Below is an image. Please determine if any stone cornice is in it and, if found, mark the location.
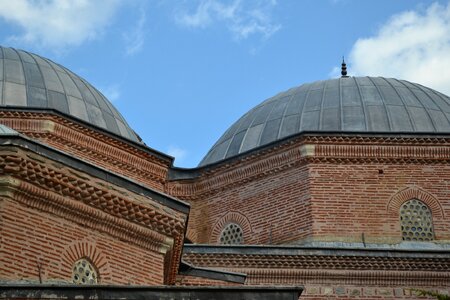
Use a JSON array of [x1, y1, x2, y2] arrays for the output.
[[169, 134, 450, 199], [0, 110, 169, 187]]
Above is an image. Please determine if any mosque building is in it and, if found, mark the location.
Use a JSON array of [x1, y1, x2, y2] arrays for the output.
[[0, 46, 449, 299]]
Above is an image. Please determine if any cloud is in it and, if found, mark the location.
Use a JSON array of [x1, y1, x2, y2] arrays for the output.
[[167, 145, 188, 164], [0, 0, 122, 50], [175, 0, 280, 40], [348, 2, 450, 96], [123, 7, 146, 56]]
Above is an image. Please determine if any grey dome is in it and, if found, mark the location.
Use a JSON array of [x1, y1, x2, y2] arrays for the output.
[[200, 76, 450, 166], [0, 46, 140, 143]]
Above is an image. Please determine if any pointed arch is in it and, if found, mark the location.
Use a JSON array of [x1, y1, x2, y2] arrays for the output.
[[387, 186, 444, 218], [61, 239, 112, 283], [210, 211, 252, 244]]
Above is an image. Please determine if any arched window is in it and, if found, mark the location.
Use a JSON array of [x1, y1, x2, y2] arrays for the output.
[[219, 223, 243, 245], [400, 199, 434, 241], [72, 258, 98, 284]]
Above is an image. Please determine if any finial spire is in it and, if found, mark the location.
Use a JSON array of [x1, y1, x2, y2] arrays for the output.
[[341, 56, 348, 78]]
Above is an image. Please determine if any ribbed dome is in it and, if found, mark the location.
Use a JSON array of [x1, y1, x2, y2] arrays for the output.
[[200, 77, 450, 166], [0, 46, 140, 143]]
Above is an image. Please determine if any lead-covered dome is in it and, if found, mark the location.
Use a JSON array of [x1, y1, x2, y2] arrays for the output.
[[200, 76, 450, 166], [0, 46, 140, 142]]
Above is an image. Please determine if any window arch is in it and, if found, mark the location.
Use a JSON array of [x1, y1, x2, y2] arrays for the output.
[[400, 199, 434, 241], [219, 223, 244, 245], [72, 258, 98, 284]]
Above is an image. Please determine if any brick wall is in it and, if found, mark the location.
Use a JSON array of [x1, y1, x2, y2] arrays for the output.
[[0, 197, 164, 285], [308, 162, 450, 243], [185, 163, 312, 244], [172, 136, 450, 245]]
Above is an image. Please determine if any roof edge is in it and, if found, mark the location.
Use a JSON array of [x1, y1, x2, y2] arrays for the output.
[[179, 261, 246, 284], [0, 107, 174, 164], [183, 242, 450, 256], [170, 131, 450, 180]]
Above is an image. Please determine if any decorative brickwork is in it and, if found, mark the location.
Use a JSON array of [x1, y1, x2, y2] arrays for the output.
[[210, 212, 252, 244], [183, 252, 450, 272], [0, 145, 187, 285], [0, 150, 185, 238], [0, 111, 170, 191], [387, 186, 444, 218], [171, 134, 450, 245], [61, 240, 111, 283], [0, 197, 166, 285], [182, 247, 450, 297]]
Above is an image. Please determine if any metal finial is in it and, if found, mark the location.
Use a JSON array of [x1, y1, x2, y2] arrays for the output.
[[341, 56, 348, 78]]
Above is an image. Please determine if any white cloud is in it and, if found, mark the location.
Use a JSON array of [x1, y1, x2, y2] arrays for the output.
[[123, 7, 146, 56], [0, 0, 122, 50], [167, 145, 188, 164], [348, 2, 450, 95], [176, 0, 280, 40]]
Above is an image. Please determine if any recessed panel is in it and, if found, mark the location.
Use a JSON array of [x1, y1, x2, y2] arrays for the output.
[[23, 62, 45, 88], [86, 102, 107, 129], [41, 66, 64, 92], [28, 86, 47, 107], [301, 110, 320, 131], [67, 96, 89, 121], [387, 105, 413, 131], [4, 59, 25, 84], [343, 106, 365, 131], [321, 108, 340, 130], [260, 118, 282, 145], [48, 90, 69, 114], [366, 106, 390, 131], [58, 71, 82, 98], [240, 124, 264, 152], [342, 86, 361, 107], [360, 85, 383, 105], [279, 114, 300, 138], [408, 107, 434, 131], [304, 90, 322, 112], [285, 92, 306, 116], [4, 82, 27, 106]]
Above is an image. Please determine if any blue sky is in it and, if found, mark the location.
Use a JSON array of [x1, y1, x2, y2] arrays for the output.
[[0, 0, 450, 167]]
